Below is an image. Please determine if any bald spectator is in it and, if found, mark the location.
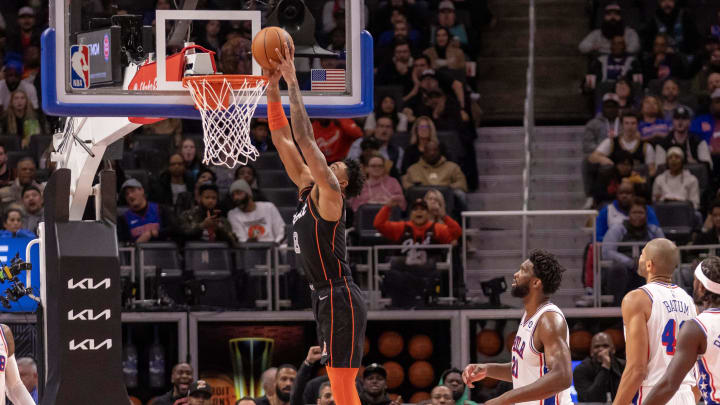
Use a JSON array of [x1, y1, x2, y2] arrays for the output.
[[17, 357, 38, 404], [255, 367, 277, 405], [579, 3, 641, 55], [237, 398, 257, 405], [573, 332, 625, 402]]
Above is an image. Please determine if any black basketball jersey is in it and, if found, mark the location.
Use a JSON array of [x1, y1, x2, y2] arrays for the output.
[[291, 186, 352, 284]]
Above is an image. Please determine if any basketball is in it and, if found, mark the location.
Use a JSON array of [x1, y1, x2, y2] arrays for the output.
[[410, 392, 431, 403], [408, 361, 435, 388], [408, 334, 433, 360], [570, 330, 593, 357], [505, 331, 517, 353], [383, 361, 405, 389], [378, 331, 404, 358], [476, 329, 502, 356], [604, 328, 625, 351], [252, 26, 294, 70]]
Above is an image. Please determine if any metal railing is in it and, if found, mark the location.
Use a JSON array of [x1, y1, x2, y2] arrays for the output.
[[462, 210, 599, 304], [522, 0, 536, 212]]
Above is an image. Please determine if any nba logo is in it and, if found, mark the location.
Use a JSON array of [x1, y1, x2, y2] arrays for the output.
[[70, 45, 90, 89]]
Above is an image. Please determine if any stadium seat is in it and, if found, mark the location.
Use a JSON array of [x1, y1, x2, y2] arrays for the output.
[[184, 241, 238, 307], [136, 242, 184, 302], [124, 169, 151, 191], [0, 136, 20, 152], [234, 242, 274, 309], [29, 135, 52, 163], [652, 201, 696, 245], [354, 204, 402, 245], [405, 186, 456, 217], [263, 188, 299, 208], [437, 130, 464, 162], [7, 151, 32, 168], [259, 169, 295, 188]]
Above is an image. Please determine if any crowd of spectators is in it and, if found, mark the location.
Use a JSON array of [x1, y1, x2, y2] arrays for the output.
[[579, 0, 720, 304]]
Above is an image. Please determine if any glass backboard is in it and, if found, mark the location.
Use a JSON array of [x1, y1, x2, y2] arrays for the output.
[[43, 0, 372, 119]]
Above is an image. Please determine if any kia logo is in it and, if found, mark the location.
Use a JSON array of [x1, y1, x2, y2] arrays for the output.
[[67, 278, 111, 290], [67, 309, 111, 321], [69, 339, 112, 351]]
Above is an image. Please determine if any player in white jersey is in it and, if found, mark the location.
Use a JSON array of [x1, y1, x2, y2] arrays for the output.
[[0, 324, 36, 405], [462, 249, 573, 405], [613, 238, 697, 405], [644, 256, 720, 404]]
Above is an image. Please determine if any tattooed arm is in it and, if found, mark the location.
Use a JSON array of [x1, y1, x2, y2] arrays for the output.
[[274, 42, 343, 220]]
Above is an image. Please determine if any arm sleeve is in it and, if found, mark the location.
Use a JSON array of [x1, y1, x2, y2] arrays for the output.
[[574, 362, 611, 402], [688, 176, 700, 210], [450, 163, 468, 192], [644, 143, 656, 165], [442, 215, 463, 241], [373, 205, 405, 241], [655, 144, 667, 166], [596, 207, 609, 242], [363, 113, 377, 132], [697, 140, 713, 170], [595, 138, 612, 156], [647, 206, 660, 227], [291, 362, 316, 405], [5, 355, 35, 405], [389, 178, 407, 211], [602, 225, 634, 267], [579, 31, 598, 54], [339, 119, 364, 140]]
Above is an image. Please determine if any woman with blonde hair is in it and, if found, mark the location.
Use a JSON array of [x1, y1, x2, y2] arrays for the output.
[[1, 89, 45, 148], [638, 94, 670, 142], [401, 116, 445, 172], [424, 188, 461, 241]]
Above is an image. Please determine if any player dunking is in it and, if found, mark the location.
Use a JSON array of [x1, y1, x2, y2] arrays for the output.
[[643, 256, 720, 404], [0, 324, 35, 404], [462, 249, 572, 405], [613, 238, 698, 405], [265, 42, 367, 405]]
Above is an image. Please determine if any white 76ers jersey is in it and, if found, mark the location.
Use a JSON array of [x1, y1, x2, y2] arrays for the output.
[[0, 327, 8, 405], [694, 309, 720, 405], [636, 282, 697, 390], [511, 302, 572, 405]]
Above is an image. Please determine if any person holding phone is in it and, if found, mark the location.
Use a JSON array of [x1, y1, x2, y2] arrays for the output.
[[178, 182, 238, 245]]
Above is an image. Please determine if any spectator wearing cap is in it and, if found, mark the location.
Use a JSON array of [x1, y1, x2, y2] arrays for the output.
[[431, 1, 470, 51], [656, 106, 712, 170], [187, 379, 213, 405], [582, 93, 621, 208], [117, 178, 175, 244], [589, 111, 656, 176], [0, 207, 35, 238], [403, 140, 468, 208], [0, 157, 43, 211], [0, 62, 39, 111], [20, 185, 42, 235], [690, 89, 720, 168], [585, 35, 642, 90], [312, 118, 363, 163], [351, 153, 406, 212], [227, 179, 285, 243], [360, 364, 392, 405], [642, 0, 699, 57], [403, 57, 466, 120], [7, 7, 41, 53], [641, 33, 688, 83], [652, 146, 700, 209], [374, 198, 462, 245], [579, 3, 641, 55], [179, 182, 237, 245], [659, 78, 692, 121], [251, 120, 275, 153], [439, 368, 478, 405], [150, 153, 196, 208], [404, 69, 468, 128]]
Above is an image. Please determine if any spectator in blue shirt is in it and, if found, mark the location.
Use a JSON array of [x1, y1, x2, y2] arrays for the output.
[[596, 181, 660, 241], [638, 95, 671, 143], [690, 88, 720, 150], [0, 207, 36, 238]]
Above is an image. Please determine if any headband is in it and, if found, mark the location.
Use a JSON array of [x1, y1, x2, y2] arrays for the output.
[[695, 261, 720, 294]]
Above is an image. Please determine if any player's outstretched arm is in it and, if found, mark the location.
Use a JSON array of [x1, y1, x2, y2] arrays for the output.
[[643, 320, 707, 404], [274, 43, 343, 218], [1, 325, 35, 405], [462, 363, 512, 386], [494, 312, 572, 404], [613, 290, 651, 405], [265, 68, 313, 190]]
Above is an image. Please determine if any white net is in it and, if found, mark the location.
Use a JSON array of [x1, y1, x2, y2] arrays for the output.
[[183, 76, 269, 168]]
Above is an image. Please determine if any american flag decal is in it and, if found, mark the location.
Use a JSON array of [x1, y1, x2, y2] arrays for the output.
[[311, 69, 346, 92]]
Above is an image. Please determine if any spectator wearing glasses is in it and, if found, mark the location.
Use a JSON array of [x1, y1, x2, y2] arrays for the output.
[[401, 116, 445, 173], [351, 153, 406, 212]]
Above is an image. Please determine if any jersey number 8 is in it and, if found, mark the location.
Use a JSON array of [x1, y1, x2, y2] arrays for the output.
[[293, 232, 301, 254]]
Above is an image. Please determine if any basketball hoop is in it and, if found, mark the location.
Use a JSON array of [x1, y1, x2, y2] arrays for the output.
[[182, 75, 269, 168]]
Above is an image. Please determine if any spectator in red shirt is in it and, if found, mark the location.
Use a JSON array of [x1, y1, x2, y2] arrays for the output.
[[374, 198, 461, 244], [312, 118, 363, 163]]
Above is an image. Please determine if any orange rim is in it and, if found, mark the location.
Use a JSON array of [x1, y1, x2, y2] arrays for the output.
[[182, 74, 269, 90]]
